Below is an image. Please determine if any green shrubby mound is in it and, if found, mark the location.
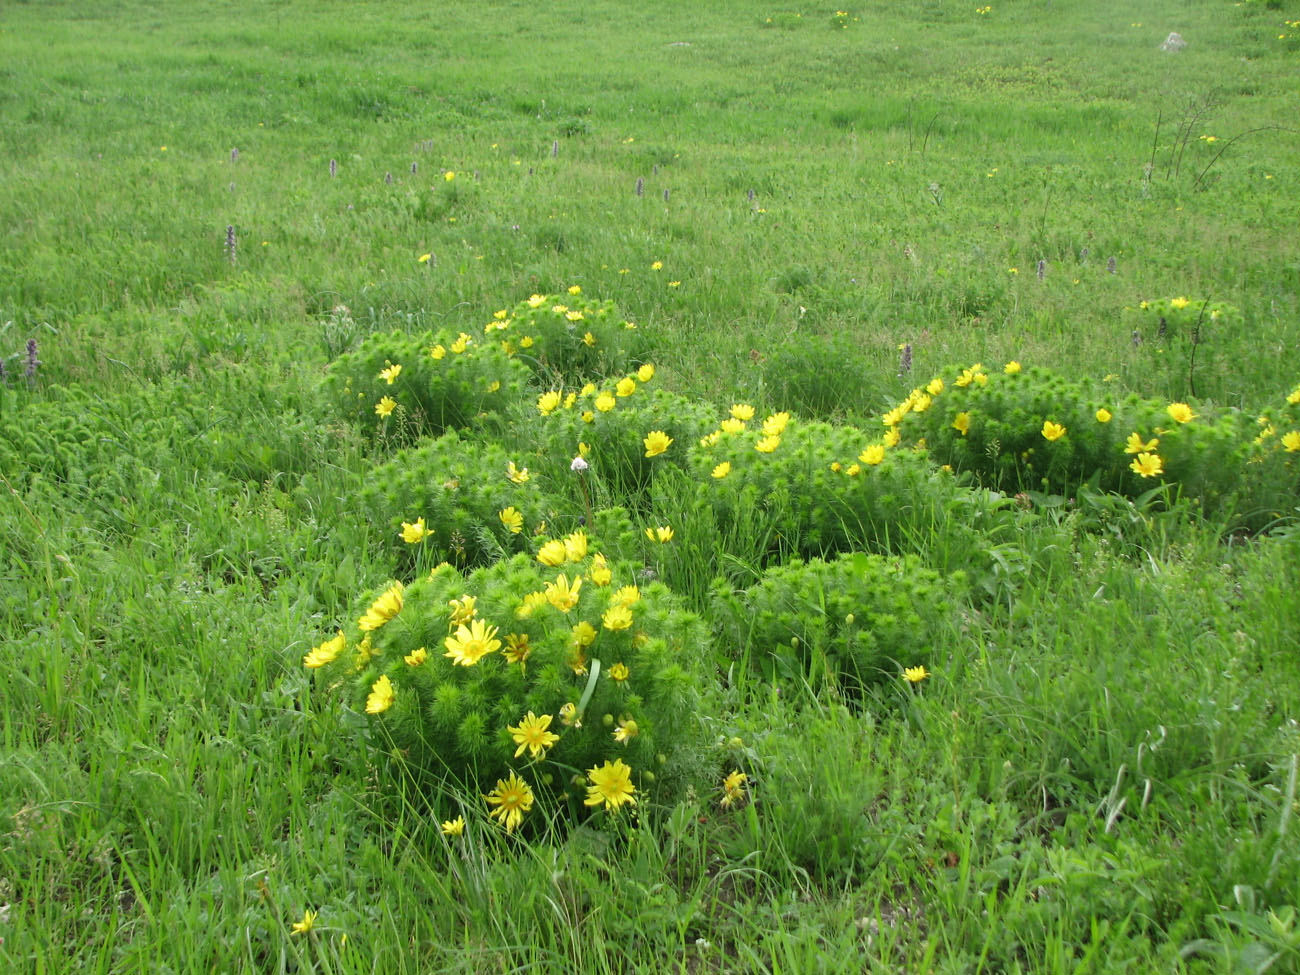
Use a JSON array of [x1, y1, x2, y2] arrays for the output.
[[324, 327, 528, 441], [303, 552, 715, 833], [886, 362, 1300, 525], [492, 289, 645, 383], [712, 552, 962, 693], [359, 429, 554, 571]]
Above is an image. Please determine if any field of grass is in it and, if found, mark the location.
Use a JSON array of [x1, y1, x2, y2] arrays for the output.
[[2, 0, 1299, 971]]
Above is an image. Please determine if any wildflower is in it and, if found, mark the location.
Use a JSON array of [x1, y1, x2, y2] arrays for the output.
[[582, 411, 595, 423], [418, 253, 431, 265], [608, 662, 629, 682], [613, 716, 639, 745], [1167, 402, 1196, 424], [510, 711, 560, 760], [1169, 296, 1190, 310], [846, 463, 861, 477], [404, 646, 428, 666], [860, 444, 886, 466], [952, 412, 971, 436], [559, 702, 580, 727], [643, 430, 673, 457], [449, 333, 471, 354], [499, 507, 524, 534], [712, 461, 732, 478], [1130, 452, 1164, 478], [1125, 432, 1158, 454], [903, 665, 929, 684], [1004, 360, 1021, 375], [378, 363, 402, 384], [763, 412, 791, 437], [1288, 387, 1300, 406], [303, 631, 346, 669], [603, 603, 634, 631], [651, 261, 663, 270], [1041, 421, 1066, 442], [444, 170, 456, 181], [520, 336, 534, 348], [515, 591, 548, 619], [506, 461, 530, 484], [546, 573, 583, 612], [883, 427, 901, 447], [721, 417, 746, 435], [638, 363, 655, 382], [291, 909, 317, 936], [366, 675, 396, 714], [375, 396, 397, 417], [537, 390, 562, 415], [528, 294, 547, 308], [564, 530, 589, 562], [668, 280, 681, 287], [504, 633, 532, 666], [720, 770, 747, 809], [755, 435, 780, 453], [441, 817, 465, 837], [730, 403, 755, 421], [485, 772, 534, 833], [595, 392, 617, 412], [586, 759, 637, 811], [645, 525, 674, 543], [911, 394, 932, 413], [883, 405, 909, 426], [443, 619, 502, 666], [401, 517, 431, 544], [1096, 408, 1112, 423], [1281, 431, 1300, 453], [448, 595, 477, 627], [568, 284, 582, 295], [699, 430, 721, 447], [612, 585, 641, 607], [487, 380, 501, 393], [359, 583, 404, 631], [582, 331, 596, 346], [589, 553, 613, 586], [616, 377, 636, 397], [926, 377, 944, 396], [537, 539, 568, 567], [430, 344, 446, 360]]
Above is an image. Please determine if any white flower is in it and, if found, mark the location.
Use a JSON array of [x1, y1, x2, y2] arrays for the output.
[[570, 456, 589, 473]]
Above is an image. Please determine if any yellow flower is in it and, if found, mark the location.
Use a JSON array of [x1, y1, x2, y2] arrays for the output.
[[608, 662, 629, 682], [638, 363, 655, 383], [366, 674, 396, 714], [303, 631, 346, 669], [430, 344, 446, 360], [595, 392, 617, 413], [585, 759, 637, 811], [537, 539, 569, 567], [720, 417, 746, 435], [755, 435, 780, 453], [537, 390, 562, 415], [359, 582, 404, 631], [643, 430, 673, 457], [559, 701, 580, 727], [485, 771, 534, 833], [846, 463, 861, 477], [375, 396, 397, 417], [448, 595, 477, 627], [487, 379, 501, 393], [611, 585, 641, 607], [1004, 360, 1021, 375], [651, 260, 663, 270], [444, 170, 456, 181], [1167, 402, 1196, 424], [441, 816, 465, 836], [926, 377, 944, 396], [378, 363, 402, 384], [911, 393, 932, 413], [564, 530, 589, 562], [712, 461, 732, 479], [404, 646, 428, 666], [903, 665, 929, 684], [504, 633, 532, 666], [1288, 387, 1300, 406], [499, 507, 524, 534], [589, 553, 613, 586], [645, 525, 674, 543], [1169, 296, 1190, 310], [520, 335, 534, 348], [546, 573, 583, 612], [528, 293, 547, 308], [699, 430, 721, 447], [668, 280, 681, 288], [1130, 452, 1164, 478], [1096, 408, 1112, 423], [1125, 432, 1158, 454], [720, 770, 747, 809], [506, 461, 530, 484], [860, 444, 886, 466], [603, 603, 634, 631], [450, 332, 470, 354], [582, 331, 596, 346], [762, 412, 791, 437], [952, 412, 971, 436], [616, 377, 636, 397], [613, 716, 639, 745], [883, 405, 909, 426], [883, 426, 901, 447], [291, 909, 317, 936], [569, 620, 597, 650], [401, 517, 431, 544], [1280, 430, 1300, 452], [582, 411, 595, 423], [443, 619, 502, 666], [509, 711, 560, 760], [730, 403, 755, 421], [1041, 420, 1066, 442]]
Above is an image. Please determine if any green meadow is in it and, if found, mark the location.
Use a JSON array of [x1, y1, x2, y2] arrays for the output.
[[2, 0, 1299, 970]]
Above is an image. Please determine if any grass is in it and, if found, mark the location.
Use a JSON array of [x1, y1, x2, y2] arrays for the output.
[[2, 0, 1299, 971]]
